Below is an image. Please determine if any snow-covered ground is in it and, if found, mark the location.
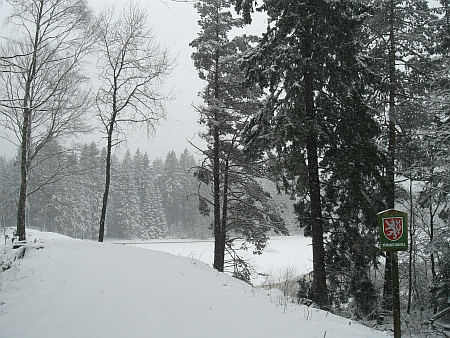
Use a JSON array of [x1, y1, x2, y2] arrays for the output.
[[0, 230, 390, 338], [115, 235, 313, 285]]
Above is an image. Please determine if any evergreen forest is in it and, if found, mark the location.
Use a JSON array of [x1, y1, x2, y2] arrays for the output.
[[0, 145, 214, 240], [0, 144, 295, 241]]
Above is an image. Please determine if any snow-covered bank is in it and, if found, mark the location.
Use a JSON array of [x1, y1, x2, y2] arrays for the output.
[[116, 235, 313, 285], [0, 230, 390, 338]]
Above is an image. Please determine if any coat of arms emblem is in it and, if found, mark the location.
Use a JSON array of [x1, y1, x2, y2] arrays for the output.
[[383, 217, 403, 241]]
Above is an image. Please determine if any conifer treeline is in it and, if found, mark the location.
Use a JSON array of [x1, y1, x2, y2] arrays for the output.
[[0, 142, 211, 240]]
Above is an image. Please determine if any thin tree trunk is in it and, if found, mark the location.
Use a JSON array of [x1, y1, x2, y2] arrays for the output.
[[98, 121, 114, 242], [16, 2, 44, 241], [16, 110, 29, 241], [430, 203, 437, 314], [407, 174, 413, 314], [218, 159, 230, 272], [382, 0, 396, 311], [98, 77, 118, 242]]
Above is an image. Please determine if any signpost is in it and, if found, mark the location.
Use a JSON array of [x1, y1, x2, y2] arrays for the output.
[[379, 210, 408, 251], [378, 209, 408, 338]]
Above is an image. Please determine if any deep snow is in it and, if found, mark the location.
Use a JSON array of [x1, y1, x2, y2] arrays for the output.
[[0, 230, 390, 338], [114, 235, 314, 285]]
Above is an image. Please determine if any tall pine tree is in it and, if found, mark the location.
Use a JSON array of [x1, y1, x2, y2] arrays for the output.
[[191, 0, 287, 275], [242, 0, 380, 308]]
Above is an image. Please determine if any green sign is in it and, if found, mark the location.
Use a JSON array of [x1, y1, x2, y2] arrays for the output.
[[377, 209, 408, 251]]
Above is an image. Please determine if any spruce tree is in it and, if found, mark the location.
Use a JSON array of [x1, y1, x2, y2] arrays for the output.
[[191, 0, 287, 274], [147, 176, 169, 239], [242, 0, 377, 308], [160, 151, 183, 233], [78, 143, 104, 239], [178, 149, 202, 237]]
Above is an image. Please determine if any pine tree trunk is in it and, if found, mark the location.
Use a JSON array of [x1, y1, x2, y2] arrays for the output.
[[213, 122, 224, 271], [382, 0, 396, 311], [217, 159, 230, 273], [407, 175, 413, 314], [306, 129, 328, 308], [212, 42, 225, 271], [303, 33, 328, 309], [430, 203, 437, 314]]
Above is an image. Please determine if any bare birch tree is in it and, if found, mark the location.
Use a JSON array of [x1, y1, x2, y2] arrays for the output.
[[0, 0, 95, 241], [95, 1, 172, 242]]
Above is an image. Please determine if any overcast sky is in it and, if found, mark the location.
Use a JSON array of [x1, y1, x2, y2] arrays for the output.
[[0, 0, 202, 161], [0, 0, 266, 161]]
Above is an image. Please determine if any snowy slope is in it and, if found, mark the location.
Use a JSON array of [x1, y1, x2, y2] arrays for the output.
[[0, 230, 390, 338], [119, 235, 313, 285]]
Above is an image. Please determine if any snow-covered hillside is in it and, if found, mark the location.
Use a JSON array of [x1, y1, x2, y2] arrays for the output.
[[116, 235, 313, 285], [0, 230, 390, 338]]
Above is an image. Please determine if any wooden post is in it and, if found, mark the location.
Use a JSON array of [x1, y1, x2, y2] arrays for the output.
[[378, 209, 408, 338], [391, 251, 401, 338]]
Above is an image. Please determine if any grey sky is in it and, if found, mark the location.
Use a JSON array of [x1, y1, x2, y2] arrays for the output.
[[0, 0, 202, 161], [0, 0, 266, 161]]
